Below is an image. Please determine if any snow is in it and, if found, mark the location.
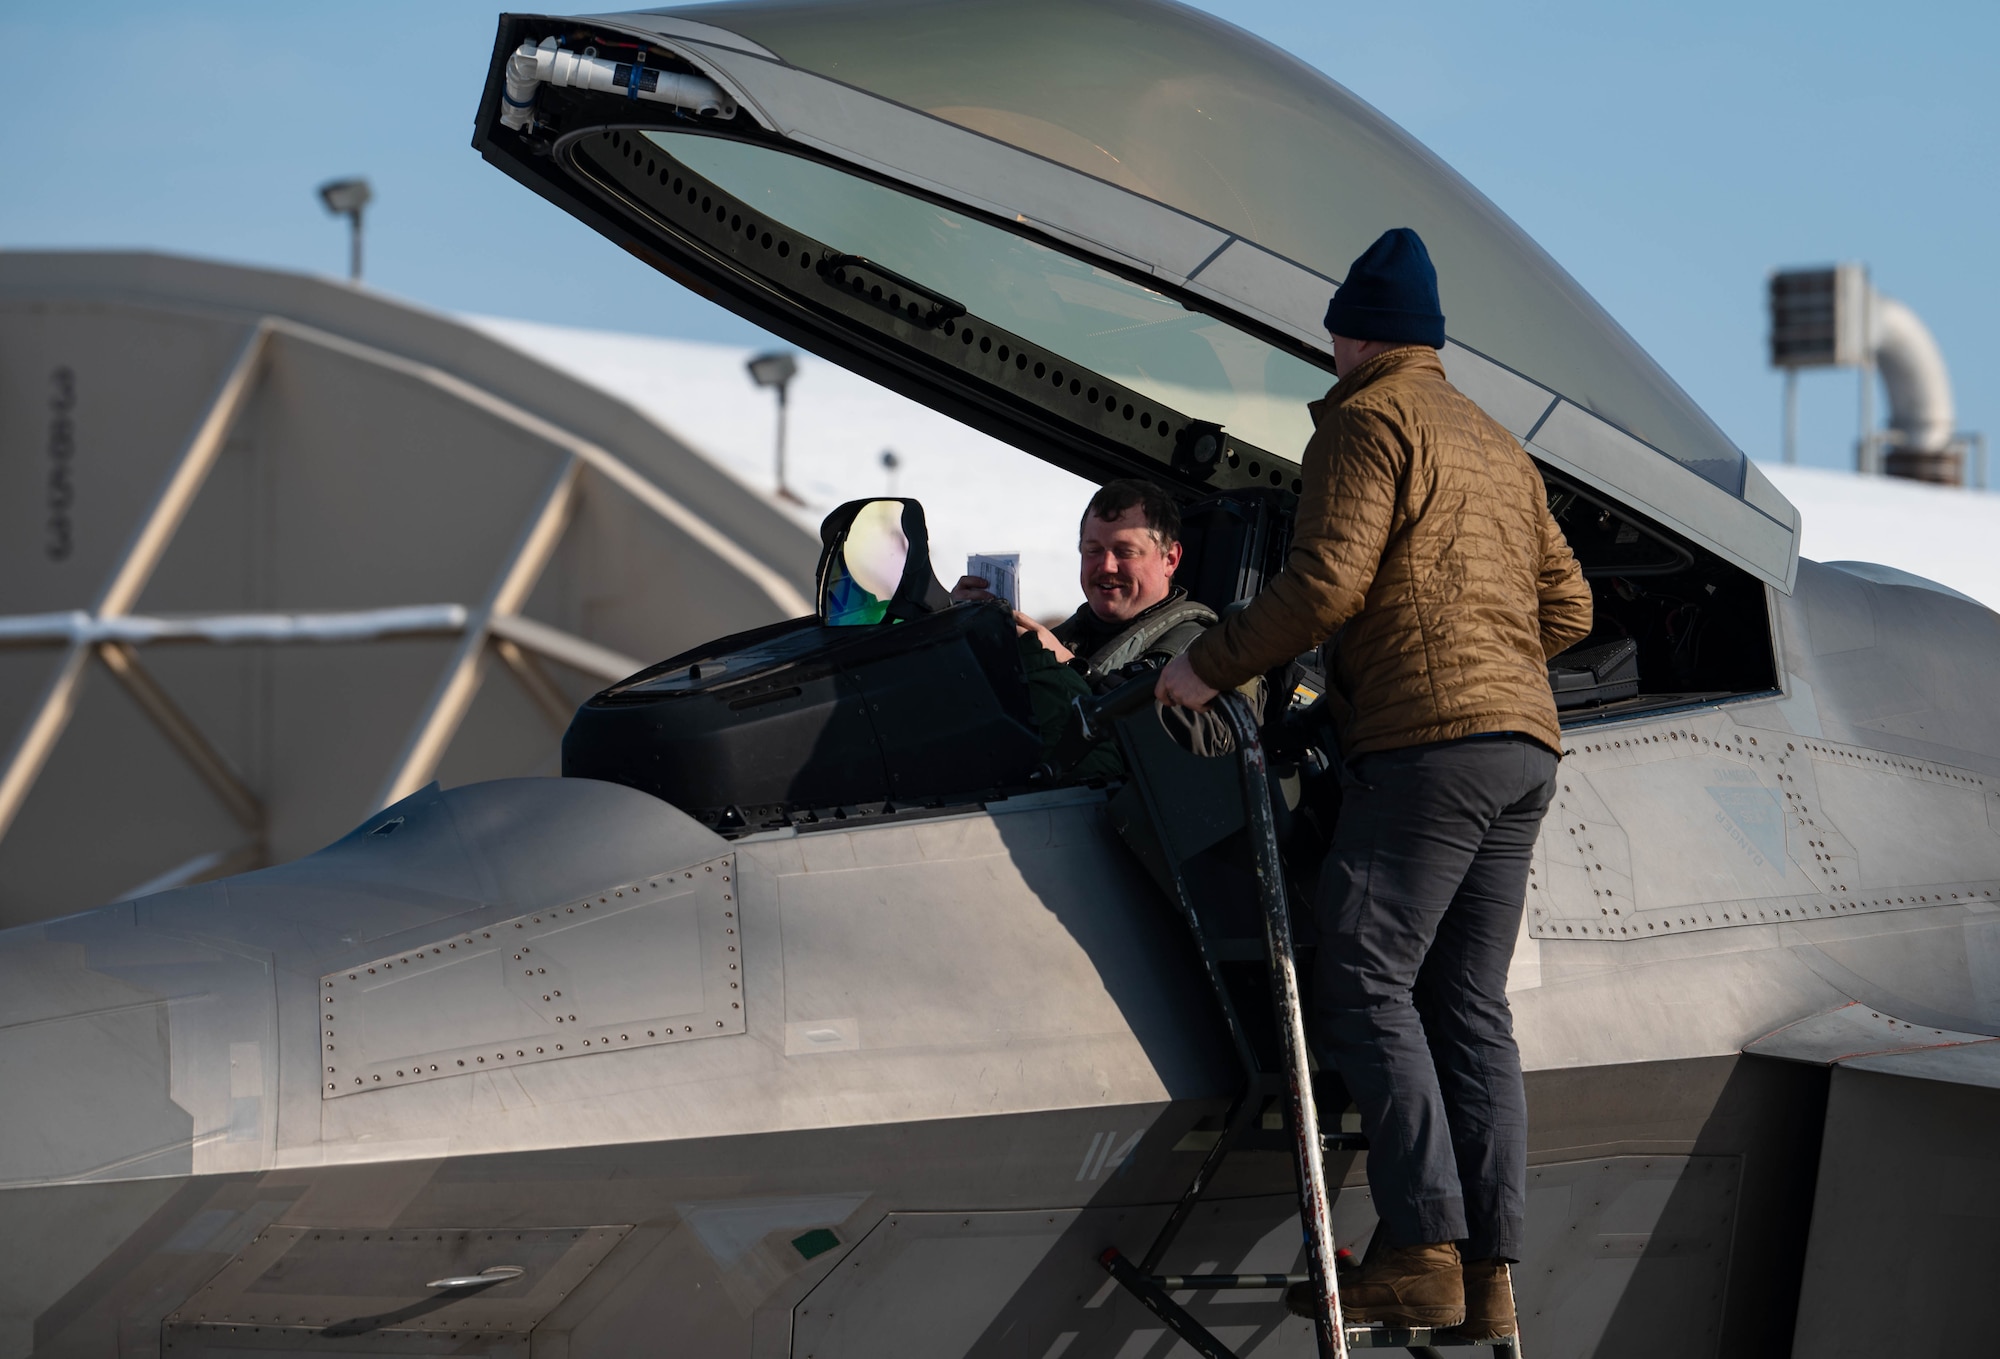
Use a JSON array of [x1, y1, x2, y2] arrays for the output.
[[466, 316, 2000, 619], [1759, 462, 2000, 611]]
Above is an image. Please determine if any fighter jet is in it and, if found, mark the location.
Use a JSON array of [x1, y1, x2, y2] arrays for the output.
[[7, 3, 1998, 1356]]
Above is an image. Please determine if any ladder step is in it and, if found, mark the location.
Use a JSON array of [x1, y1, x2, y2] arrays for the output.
[[1149, 1272, 1306, 1290], [1097, 1248, 1239, 1359], [1344, 1326, 1521, 1355], [1124, 699, 1523, 1359]]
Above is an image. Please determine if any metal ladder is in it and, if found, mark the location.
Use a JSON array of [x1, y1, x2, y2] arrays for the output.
[[1085, 685, 1523, 1359]]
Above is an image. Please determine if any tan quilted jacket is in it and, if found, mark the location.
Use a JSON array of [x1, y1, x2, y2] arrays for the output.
[[1185, 346, 1591, 757]]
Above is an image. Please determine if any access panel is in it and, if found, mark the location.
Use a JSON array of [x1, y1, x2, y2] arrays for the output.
[[163, 1224, 628, 1355], [320, 856, 742, 1096]]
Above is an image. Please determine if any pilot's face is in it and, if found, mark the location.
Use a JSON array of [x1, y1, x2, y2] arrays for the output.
[[1079, 504, 1182, 624]]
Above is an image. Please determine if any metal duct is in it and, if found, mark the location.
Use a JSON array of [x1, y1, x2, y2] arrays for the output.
[[1871, 291, 1955, 453]]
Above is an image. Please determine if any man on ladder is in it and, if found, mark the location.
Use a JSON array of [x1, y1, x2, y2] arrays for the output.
[[1156, 227, 1592, 1341]]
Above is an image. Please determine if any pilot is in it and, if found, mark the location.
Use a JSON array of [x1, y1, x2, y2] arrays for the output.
[[1156, 227, 1592, 1337], [953, 478, 1254, 755]]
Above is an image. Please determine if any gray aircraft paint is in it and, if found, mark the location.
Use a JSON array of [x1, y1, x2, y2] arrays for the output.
[[5, 561, 1998, 1356], [5, 4, 2000, 1357]]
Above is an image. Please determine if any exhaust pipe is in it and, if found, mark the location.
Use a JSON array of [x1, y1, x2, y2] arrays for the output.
[[1871, 291, 1960, 484]]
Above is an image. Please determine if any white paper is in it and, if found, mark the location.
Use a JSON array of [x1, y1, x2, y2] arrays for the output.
[[966, 553, 1021, 610]]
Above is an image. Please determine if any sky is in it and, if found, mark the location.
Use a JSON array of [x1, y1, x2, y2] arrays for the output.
[[6, 0, 1995, 475]]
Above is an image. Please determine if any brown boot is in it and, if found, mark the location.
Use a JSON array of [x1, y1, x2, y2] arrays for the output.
[[1438, 1257, 1517, 1341], [1286, 1242, 1465, 1329]]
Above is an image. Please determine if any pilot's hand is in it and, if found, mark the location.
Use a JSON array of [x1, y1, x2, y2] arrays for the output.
[[1156, 651, 1219, 711], [1012, 611, 1075, 663], [951, 574, 996, 603]]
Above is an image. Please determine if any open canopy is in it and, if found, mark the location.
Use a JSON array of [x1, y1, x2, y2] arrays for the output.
[[476, 0, 1797, 589]]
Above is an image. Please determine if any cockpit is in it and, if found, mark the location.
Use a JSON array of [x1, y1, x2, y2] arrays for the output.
[[493, 1, 1786, 840], [565, 481, 1778, 841], [566, 497, 1045, 833]]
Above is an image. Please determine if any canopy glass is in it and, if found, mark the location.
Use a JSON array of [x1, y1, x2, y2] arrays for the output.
[[658, 0, 1745, 492], [648, 130, 1332, 461]]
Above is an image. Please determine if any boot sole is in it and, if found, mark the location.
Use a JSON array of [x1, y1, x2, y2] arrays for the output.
[[1343, 1304, 1468, 1329], [1435, 1323, 1517, 1343]]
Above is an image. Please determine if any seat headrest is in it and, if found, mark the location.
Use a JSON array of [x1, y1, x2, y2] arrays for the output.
[[816, 498, 953, 625]]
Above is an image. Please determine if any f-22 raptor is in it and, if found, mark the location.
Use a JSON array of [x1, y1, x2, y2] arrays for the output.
[[5, 3, 1997, 1356]]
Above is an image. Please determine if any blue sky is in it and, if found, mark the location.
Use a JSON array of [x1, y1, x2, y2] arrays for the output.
[[8, 1, 1993, 472]]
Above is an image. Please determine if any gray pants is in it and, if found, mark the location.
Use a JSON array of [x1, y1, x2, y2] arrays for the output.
[[1310, 735, 1557, 1262]]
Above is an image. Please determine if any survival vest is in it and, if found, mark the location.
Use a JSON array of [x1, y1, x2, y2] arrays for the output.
[[1053, 589, 1218, 674]]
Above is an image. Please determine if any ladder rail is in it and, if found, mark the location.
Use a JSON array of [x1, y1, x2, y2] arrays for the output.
[[1140, 1082, 1259, 1274], [1216, 690, 1347, 1359], [1088, 670, 1262, 1072], [1091, 681, 1526, 1359], [1114, 747, 1263, 1074]]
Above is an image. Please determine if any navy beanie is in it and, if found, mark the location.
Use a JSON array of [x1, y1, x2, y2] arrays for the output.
[[1323, 227, 1445, 348]]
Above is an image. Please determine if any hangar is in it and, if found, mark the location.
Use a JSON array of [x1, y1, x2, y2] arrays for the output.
[[0, 251, 816, 925]]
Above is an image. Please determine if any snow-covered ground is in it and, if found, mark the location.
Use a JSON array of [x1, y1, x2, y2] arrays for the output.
[[1759, 462, 2000, 609], [470, 317, 2000, 618]]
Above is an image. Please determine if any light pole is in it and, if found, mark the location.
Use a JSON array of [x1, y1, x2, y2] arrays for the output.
[[318, 178, 373, 283], [746, 351, 801, 503]]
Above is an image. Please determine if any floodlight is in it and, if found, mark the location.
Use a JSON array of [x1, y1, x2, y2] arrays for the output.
[[746, 352, 797, 390], [745, 352, 802, 502], [317, 177, 374, 282], [318, 178, 373, 217]]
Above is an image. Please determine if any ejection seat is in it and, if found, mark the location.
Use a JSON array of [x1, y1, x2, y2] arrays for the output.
[[561, 497, 1044, 833]]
